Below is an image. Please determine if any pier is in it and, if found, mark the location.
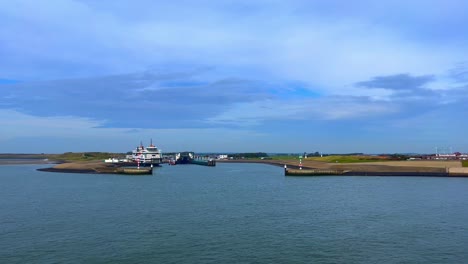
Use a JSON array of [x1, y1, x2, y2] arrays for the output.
[[191, 159, 216, 166], [285, 168, 347, 176], [88, 163, 154, 175], [117, 167, 153, 175]]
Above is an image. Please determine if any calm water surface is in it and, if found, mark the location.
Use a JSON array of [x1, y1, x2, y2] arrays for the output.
[[1, 163, 468, 263]]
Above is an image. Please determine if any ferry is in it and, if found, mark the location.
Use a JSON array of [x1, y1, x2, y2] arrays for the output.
[[128, 140, 162, 166]]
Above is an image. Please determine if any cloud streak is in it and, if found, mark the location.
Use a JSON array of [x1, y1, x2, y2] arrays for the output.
[[356, 74, 435, 91]]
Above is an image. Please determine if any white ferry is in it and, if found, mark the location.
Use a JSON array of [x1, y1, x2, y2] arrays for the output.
[[129, 140, 162, 165]]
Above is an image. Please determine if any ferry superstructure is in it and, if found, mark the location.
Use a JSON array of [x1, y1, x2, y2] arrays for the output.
[[129, 140, 162, 165]]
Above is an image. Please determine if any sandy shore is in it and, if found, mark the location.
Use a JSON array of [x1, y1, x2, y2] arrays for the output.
[[38, 161, 118, 174]]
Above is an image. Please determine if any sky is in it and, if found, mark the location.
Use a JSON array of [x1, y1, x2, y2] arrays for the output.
[[1, 0, 468, 154]]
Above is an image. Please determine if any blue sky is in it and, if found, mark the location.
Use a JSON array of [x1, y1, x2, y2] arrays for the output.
[[1, 0, 467, 153]]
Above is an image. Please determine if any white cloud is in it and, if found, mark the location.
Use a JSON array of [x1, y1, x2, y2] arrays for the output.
[[0, 109, 104, 139], [0, 109, 268, 152], [205, 97, 398, 126]]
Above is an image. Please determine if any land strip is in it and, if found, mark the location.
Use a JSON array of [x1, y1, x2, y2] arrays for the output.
[[219, 159, 466, 176]]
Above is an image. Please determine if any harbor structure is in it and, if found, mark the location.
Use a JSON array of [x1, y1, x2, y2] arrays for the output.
[[174, 151, 216, 166], [175, 152, 194, 164]]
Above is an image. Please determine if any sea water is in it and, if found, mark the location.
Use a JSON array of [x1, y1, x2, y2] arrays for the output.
[[1, 163, 468, 263]]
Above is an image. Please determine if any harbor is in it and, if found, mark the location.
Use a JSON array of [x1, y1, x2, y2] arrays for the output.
[[29, 143, 468, 177], [36, 155, 468, 177]]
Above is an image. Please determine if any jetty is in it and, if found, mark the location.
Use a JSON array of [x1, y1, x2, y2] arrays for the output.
[[283, 165, 468, 177], [191, 159, 216, 166], [37, 161, 154, 175], [285, 168, 347, 176], [116, 167, 152, 175]]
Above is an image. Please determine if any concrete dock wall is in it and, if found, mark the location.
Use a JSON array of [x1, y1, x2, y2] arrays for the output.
[[448, 167, 468, 176]]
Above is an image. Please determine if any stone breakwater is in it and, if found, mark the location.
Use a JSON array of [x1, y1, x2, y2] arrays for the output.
[[285, 168, 452, 177], [448, 167, 468, 175], [37, 161, 153, 175], [220, 159, 468, 177]]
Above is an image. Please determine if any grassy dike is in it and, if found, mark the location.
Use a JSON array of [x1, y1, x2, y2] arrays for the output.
[[306, 155, 389, 163], [270, 155, 399, 163], [0, 152, 123, 162], [47, 152, 123, 162], [0, 152, 127, 171]]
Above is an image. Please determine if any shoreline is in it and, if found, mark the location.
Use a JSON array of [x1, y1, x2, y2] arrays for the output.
[[37, 167, 97, 174], [16, 158, 468, 177], [36, 160, 155, 175]]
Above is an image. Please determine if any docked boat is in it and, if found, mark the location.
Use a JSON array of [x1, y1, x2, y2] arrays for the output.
[[128, 140, 162, 166]]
